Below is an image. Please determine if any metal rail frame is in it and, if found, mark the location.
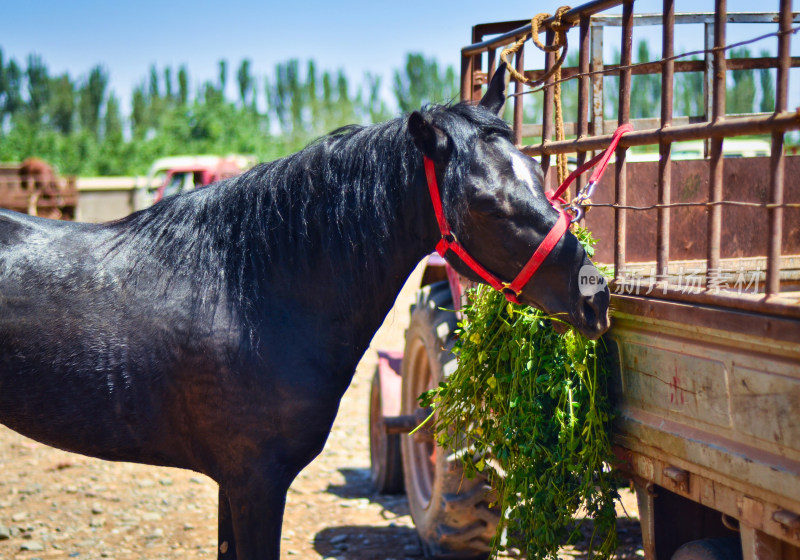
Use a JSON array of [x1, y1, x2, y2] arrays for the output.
[[460, 0, 800, 319]]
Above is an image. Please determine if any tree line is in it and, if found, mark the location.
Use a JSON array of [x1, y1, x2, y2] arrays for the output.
[[0, 51, 459, 176], [0, 43, 783, 177]]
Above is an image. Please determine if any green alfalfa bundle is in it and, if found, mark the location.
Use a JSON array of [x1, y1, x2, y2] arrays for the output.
[[420, 228, 619, 559]]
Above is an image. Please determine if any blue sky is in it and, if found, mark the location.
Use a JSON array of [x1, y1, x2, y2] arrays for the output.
[[0, 0, 797, 115]]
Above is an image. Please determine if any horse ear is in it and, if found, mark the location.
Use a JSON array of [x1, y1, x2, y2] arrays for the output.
[[478, 62, 509, 116], [408, 111, 451, 163]]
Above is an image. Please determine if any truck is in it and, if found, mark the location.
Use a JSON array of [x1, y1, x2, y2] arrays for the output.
[[369, 2, 800, 559], [133, 154, 255, 209]]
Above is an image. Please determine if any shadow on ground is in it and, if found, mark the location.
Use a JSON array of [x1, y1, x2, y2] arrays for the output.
[[314, 525, 423, 559], [324, 468, 643, 559], [326, 467, 410, 518]]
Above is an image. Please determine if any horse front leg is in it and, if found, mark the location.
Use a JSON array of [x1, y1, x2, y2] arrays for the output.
[[219, 474, 291, 560], [217, 487, 238, 559]]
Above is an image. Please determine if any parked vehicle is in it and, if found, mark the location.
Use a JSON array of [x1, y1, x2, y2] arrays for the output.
[[133, 154, 255, 209], [0, 158, 77, 220], [370, 3, 800, 559]]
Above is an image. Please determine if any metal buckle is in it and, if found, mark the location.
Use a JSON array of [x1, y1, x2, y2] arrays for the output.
[[567, 180, 597, 223]]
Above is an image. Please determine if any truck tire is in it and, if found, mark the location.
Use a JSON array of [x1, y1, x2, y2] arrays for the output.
[[369, 367, 405, 494], [401, 281, 499, 559], [670, 537, 743, 560]]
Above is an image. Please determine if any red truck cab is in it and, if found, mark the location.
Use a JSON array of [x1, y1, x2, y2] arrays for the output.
[[153, 160, 245, 203]]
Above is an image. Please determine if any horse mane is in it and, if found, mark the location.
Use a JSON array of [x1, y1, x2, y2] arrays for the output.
[[107, 103, 512, 334]]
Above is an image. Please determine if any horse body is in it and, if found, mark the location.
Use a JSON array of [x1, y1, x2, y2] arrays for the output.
[[0, 66, 610, 559], [0, 152, 430, 466]]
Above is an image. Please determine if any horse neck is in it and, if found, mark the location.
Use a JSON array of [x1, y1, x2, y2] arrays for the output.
[[285, 160, 440, 374]]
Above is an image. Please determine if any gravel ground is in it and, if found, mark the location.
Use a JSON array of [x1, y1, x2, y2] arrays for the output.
[[0, 264, 643, 560]]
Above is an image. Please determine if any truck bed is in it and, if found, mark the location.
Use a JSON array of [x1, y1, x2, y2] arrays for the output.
[[607, 294, 800, 558]]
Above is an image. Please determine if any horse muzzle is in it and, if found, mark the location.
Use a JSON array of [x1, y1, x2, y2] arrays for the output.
[[574, 285, 611, 340]]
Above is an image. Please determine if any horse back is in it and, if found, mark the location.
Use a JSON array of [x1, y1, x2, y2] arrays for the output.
[[0, 209, 203, 464]]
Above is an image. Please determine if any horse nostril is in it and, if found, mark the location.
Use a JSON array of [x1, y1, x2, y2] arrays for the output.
[[577, 287, 611, 338], [581, 295, 598, 326]]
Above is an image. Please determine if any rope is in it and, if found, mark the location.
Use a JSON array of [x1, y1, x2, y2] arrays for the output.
[[499, 9, 571, 87], [549, 9, 571, 188], [500, 7, 572, 189]]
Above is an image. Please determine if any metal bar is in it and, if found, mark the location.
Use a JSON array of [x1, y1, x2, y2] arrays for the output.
[[578, 16, 591, 138], [519, 111, 800, 156], [460, 0, 626, 56], [615, 0, 633, 281], [542, 29, 557, 188], [767, 0, 791, 297], [591, 12, 800, 26], [590, 24, 605, 137], [382, 409, 432, 435], [518, 57, 800, 83], [704, 21, 714, 158], [460, 44, 472, 102], [470, 25, 483, 103], [514, 46, 524, 146], [487, 48, 497, 82], [610, 287, 800, 321], [706, 0, 726, 290], [577, 15, 592, 192], [657, 0, 675, 279], [461, 11, 800, 57], [520, 111, 780, 137], [522, 115, 695, 137]]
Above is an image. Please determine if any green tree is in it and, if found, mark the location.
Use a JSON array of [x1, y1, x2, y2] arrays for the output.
[[237, 59, 253, 107], [79, 65, 108, 138], [164, 66, 173, 100], [178, 65, 189, 106], [675, 55, 704, 117], [97, 92, 125, 175], [0, 48, 465, 177], [393, 53, 458, 112], [218, 59, 228, 92], [630, 41, 660, 119], [0, 48, 5, 115], [3, 57, 24, 121], [759, 49, 775, 113], [306, 60, 320, 127], [25, 54, 50, 125], [131, 84, 148, 139], [727, 48, 756, 114], [49, 73, 76, 134], [604, 41, 662, 122], [148, 65, 160, 100], [269, 59, 304, 136], [320, 70, 335, 130], [104, 93, 123, 141], [363, 72, 390, 124], [335, 70, 357, 127]]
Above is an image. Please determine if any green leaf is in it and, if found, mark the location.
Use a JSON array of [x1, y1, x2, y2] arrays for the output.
[[426, 239, 618, 560]]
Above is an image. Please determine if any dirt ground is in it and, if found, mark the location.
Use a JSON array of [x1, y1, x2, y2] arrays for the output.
[[0, 264, 643, 560]]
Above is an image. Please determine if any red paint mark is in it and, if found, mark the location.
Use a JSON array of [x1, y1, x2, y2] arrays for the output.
[[669, 367, 685, 406]]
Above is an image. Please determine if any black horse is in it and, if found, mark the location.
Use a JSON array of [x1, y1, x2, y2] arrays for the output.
[[0, 66, 609, 559]]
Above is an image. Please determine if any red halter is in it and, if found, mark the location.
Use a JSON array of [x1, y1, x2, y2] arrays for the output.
[[423, 124, 631, 305]]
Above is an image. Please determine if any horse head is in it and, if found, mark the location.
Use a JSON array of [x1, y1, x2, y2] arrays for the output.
[[407, 64, 611, 340]]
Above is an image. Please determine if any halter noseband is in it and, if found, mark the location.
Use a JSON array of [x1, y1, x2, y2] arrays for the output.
[[423, 124, 631, 305]]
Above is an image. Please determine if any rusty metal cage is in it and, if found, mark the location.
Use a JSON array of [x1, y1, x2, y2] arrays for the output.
[[461, 0, 800, 319], [0, 165, 77, 220]]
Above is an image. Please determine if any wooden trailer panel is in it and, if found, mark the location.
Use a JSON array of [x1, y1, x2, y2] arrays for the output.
[[608, 295, 800, 558]]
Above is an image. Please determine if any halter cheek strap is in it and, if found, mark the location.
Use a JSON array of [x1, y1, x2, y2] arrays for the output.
[[423, 124, 631, 305], [424, 156, 568, 305]]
